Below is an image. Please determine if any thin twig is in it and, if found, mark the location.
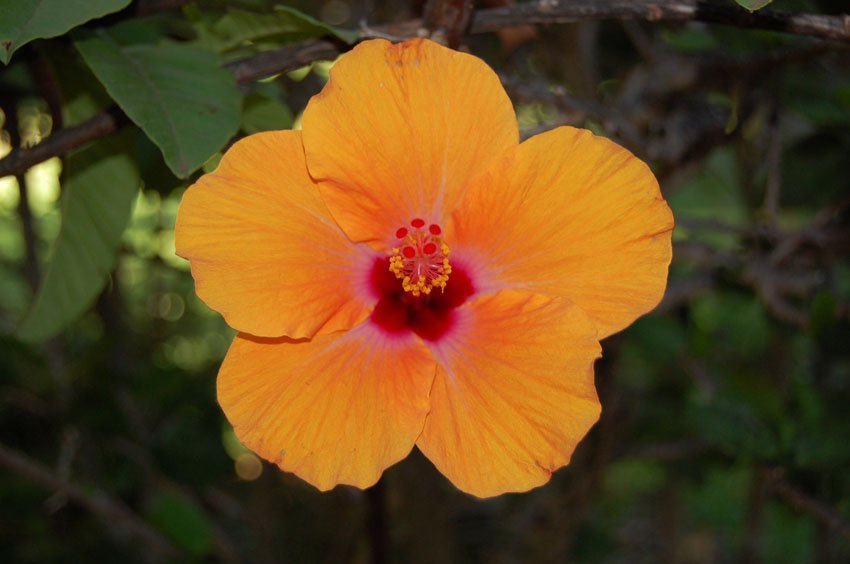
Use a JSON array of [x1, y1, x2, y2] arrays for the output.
[[422, 0, 475, 48], [44, 426, 79, 513], [0, 110, 124, 178], [15, 175, 39, 290], [506, 78, 643, 149], [0, 441, 181, 559], [223, 39, 342, 84], [742, 467, 769, 564], [766, 468, 850, 542], [471, 0, 850, 43], [3, 95, 41, 291], [621, 20, 656, 61], [762, 100, 783, 225], [5, 87, 73, 406]]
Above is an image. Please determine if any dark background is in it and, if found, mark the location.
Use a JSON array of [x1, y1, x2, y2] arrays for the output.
[[1, 0, 849, 562]]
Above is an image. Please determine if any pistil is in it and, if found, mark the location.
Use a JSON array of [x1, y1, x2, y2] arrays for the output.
[[389, 219, 451, 297]]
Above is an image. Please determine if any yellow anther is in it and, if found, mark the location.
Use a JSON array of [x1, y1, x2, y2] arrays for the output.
[[388, 220, 451, 296]]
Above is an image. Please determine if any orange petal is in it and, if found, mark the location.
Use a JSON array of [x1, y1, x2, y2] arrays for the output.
[[451, 126, 674, 338], [175, 130, 373, 338], [219, 323, 437, 491], [416, 291, 601, 498], [301, 38, 518, 246]]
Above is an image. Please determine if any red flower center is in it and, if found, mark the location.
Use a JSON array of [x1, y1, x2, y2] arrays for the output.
[[369, 257, 475, 342]]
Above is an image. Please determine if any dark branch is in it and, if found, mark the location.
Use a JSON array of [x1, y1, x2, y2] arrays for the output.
[[767, 469, 850, 542], [0, 40, 337, 178], [0, 109, 125, 178], [422, 0, 475, 48], [471, 1, 850, 43], [1, 1, 847, 178], [0, 441, 181, 559], [224, 39, 342, 84]]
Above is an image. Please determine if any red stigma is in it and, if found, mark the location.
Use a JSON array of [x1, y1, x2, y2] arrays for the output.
[[389, 219, 451, 297]]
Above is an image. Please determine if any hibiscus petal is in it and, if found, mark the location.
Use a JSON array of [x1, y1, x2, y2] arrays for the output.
[[219, 324, 437, 491], [301, 38, 518, 246], [451, 126, 674, 338], [416, 290, 601, 498], [175, 130, 373, 338]]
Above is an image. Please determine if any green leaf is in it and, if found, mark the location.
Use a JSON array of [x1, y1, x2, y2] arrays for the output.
[[147, 490, 213, 557], [735, 0, 773, 12], [241, 91, 293, 133], [16, 136, 140, 343], [75, 33, 241, 177], [0, 0, 131, 64], [193, 6, 358, 52]]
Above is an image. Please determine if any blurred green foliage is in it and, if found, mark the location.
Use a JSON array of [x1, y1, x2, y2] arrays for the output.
[[1, 0, 849, 563]]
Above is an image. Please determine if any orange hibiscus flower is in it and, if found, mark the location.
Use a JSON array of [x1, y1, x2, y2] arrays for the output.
[[175, 38, 673, 498]]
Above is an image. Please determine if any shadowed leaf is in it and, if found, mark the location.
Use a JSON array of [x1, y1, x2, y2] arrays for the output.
[[147, 490, 213, 557], [0, 0, 131, 64], [75, 32, 241, 177], [240, 91, 293, 133], [192, 5, 358, 52], [735, 0, 774, 12], [17, 135, 140, 342]]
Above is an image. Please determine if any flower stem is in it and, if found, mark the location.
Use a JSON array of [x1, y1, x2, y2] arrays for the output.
[[366, 479, 388, 564]]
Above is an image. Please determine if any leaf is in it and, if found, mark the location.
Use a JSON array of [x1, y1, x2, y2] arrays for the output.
[[147, 490, 213, 557], [735, 0, 773, 12], [0, 0, 131, 64], [193, 6, 358, 52], [16, 136, 140, 343], [241, 91, 293, 133], [75, 32, 241, 177]]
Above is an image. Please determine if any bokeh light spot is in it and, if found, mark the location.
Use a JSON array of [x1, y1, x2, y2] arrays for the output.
[[235, 452, 263, 481]]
